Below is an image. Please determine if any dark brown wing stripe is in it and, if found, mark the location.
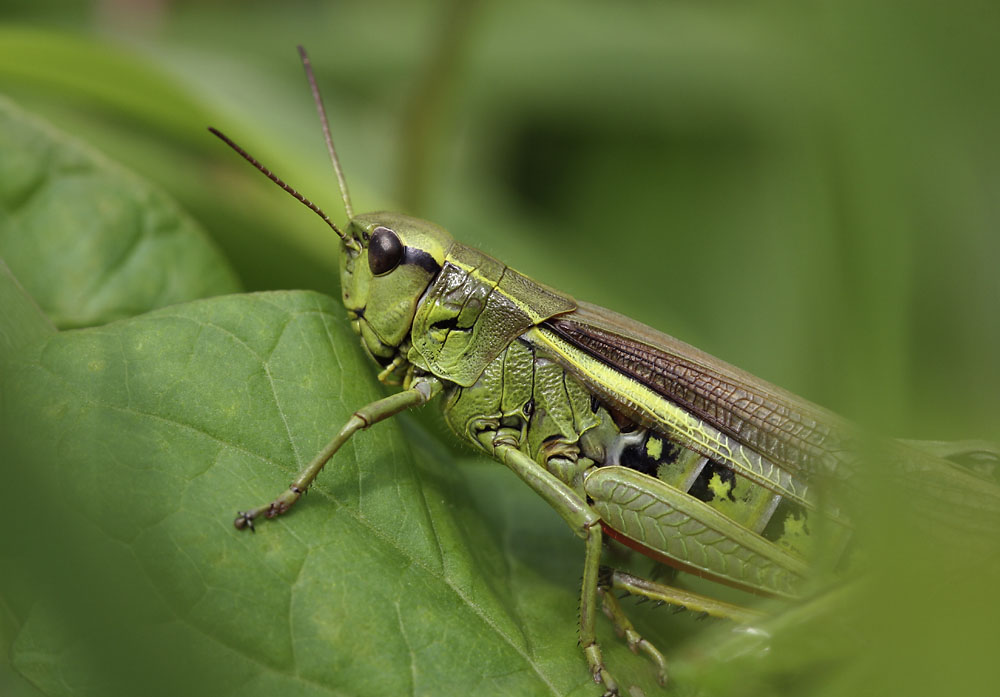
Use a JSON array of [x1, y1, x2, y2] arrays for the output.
[[546, 317, 844, 480]]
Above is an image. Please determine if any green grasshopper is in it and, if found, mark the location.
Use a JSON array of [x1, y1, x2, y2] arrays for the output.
[[212, 47, 1000, 695]]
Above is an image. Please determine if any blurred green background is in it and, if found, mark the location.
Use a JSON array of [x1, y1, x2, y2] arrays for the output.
[[1, 1, 998, 696]]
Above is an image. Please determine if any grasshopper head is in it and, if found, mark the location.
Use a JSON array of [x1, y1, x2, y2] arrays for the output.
[[341, 212, 453, 366], [210, 49, 455, 372]]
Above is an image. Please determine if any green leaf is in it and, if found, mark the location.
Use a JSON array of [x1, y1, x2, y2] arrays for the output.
[[0, 27, 353, 297], [0, 96, 240, 329], [0, 258, 55, 360], [0, 260, 52, 697], [0, 291, 675, 697]]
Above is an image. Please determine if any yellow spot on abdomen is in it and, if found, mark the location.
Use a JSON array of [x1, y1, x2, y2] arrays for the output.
[[708, 473, 733, 500], [645, 436, 663, 460], [784, 513, 807, 537]]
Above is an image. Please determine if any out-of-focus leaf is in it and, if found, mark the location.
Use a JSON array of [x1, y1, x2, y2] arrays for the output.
[[0, 97, 240, 328], [0, 258, 55, 358], [0, 261, 53, 697]]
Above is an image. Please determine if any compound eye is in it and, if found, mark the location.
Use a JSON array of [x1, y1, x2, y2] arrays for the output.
[[368, 226, 403, 276]]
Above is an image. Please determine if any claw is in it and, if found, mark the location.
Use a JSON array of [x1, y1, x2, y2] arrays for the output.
[[234, 511, 255, 532]]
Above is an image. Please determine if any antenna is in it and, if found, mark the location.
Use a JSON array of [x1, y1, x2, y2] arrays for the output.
[[297, 45, 354, 220], [207, 127, 359, 251]]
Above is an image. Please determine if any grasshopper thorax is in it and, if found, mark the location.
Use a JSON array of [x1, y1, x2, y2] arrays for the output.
[[341, 212, 453, 368]]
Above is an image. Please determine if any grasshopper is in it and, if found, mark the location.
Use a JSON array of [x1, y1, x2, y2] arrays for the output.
[[212, 47, 1000, 695]]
